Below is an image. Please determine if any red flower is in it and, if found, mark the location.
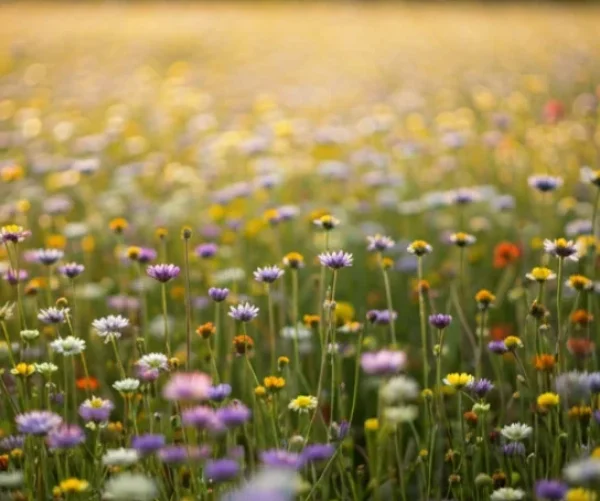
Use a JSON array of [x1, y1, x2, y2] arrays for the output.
[[544, 99, 565, 124], [493, 242, 521, 269], [76, 377, 99, 391]]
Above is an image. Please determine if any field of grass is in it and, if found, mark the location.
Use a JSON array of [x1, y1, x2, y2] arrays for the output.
[[3, 3, 600, 500]]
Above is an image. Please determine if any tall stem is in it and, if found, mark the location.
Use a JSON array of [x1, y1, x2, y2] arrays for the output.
[[380, 254, 396, 346], [267, 284, 276, 372], [161, 283, 171, 358], [555, 258, 565, 371], [418, 257, 429, 389], [183, 239, 192, 370]]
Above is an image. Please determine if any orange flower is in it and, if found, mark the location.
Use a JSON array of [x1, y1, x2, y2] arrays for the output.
[[233, 335, 254, 355], [534, 354, 556, 372], [567, 338, 595, 357], [490, 324, 512, 341], [493, 242, 521, 269], [76, 377, 99, 391], [571, 310, 594, 326], [196, 322, 216, 340]]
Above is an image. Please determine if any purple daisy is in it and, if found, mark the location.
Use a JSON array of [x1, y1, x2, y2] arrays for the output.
[[253, 265, 284, 284], [208, 287, 229, 302], [79, 397, 114, 422], [361, 350, 406, 376], [428, 314, 452, 330], [58, 262, 85, 279], [146, 264, 180, 283], [300, 443, 335, 464], [488, 340, 508, 354], [180, 406, 223, 432], [207, 384, 232, 402], [216, 402, 251, 428], [16, 411, 62, 435], [195, 243, 218, 259], [162, 372, 212, 401], [534, 480, 568, 500], [228, 302, 259, 322], [318, 251, 353, 269], [260, 449, 302, 469], [466, 378, 494, 398], [204, 459, 240, 483], [137, 248, 158, 264], [131, 434, 166, 454], [46, 424, 85, 449]]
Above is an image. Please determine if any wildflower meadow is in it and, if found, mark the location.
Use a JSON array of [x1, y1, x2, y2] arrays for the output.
[[3, 3, 600, 500]]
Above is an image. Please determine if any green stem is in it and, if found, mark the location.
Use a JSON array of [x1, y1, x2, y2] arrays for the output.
[[418, 257, 429, 389]]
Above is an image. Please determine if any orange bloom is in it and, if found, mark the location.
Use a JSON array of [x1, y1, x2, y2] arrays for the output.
[[76, 377, 99, 391], [233, 335, 254, 355], [534, 354, 556, 371], [490, 324, 513, 341], [493, 242, 521, 269], [567, 338, 595, 357], [571, 309, 594, 326]]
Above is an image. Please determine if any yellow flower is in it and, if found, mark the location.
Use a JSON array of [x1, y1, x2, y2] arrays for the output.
[[526, 266, 556, 282], [155, 227, 168, 240], [58, 478, 89, 493], [421, 389, 433, 400], [592, 447, 600, 459], [263, 208, 281, 225], [443, 373, 474, 389], [254, 386, 266, 397], [46, 234, 66, 250], [282, 252, 304, 269], [10, 363, 35, 377], [504, 336, 523, 350], [566, 488, 596, 501], [568, 274, 593, 291], [126, 246, 142, 260], [537, 392, 560, 409], [264, 376, 286, 392], [208, 205, 225, 222], [10, 448, 23, 459], [334, 302, 355, 324], [277, 356, 290, 369], [16, 199, 30, 213], [450, 232, 476, 247], [407, 240, 432, 256], [475, 289, 496, 308], [109, 218, 128, 234], [568, 406, 592, 421], [364, 418, 379, 431], [313, 214, 340, 231], [288, 395, 318, 413], [0, 164, 24, 182]]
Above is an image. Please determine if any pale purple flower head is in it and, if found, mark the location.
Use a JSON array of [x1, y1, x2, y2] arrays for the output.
[[180, 406, 223, 432], [207, 384, 232, 402], [4, 269, 28, 285], [0, 435, 24, 451], [228, 302, 259, 322], [16, 411, 62, 435], [131, 434, 166, 454], [367, 235, 395, 252], [79, 397, 114, 422], [488, 340, 508, 354], [318, 251, 353, 269], [366, 310, 397, 325], [466, 378, 494, 398], [58, 262, 85, 279], [260, 449, 302, 469], [361, 350, 406, 376], [158, 445, 208, 464], [0, 226, 31, 243], [502, 442, 526, 456], [534, 480, 568, 500], [429, 314, 452, 330], [208, 287, 229, 302], [46, 424, 85, 449], [216, 402, 251, 428], [34, 248, 64, 266], [205, 459, 240, 483], [195, 243, 218, 259], [146, 264, 180, 283], [137, 248, 157, 264], [162, 372, 212, 401], [254, 265, 284, 284], [300, 444, 335, 464], [38, 307, 68, 324], [528, 174, 563, 193]]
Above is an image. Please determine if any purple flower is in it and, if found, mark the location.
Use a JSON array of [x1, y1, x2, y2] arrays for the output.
[[79, 397, 114, 422], [58, 262, 85, 279], [228, 302, 259, 322], [34, 249, 64, 266], [205, 459, 240, 483], [207, 384, 232, 402], [158, 445, 207, 464], [361, 350, 406, 376], [138, 248, 157, 264], [502, 442, 526, 456], [146, 264, 180, 283], [163, 372, 212, 401], [47, 424, 85, 449], [534, 480, 568, 500], [216, 402, 251, 428], [451, 188, 480, 205], [466, 378, 494, 398], [208, 287, 229, 302], [181, 406, 223, 432], [528, 175, 563, 193], [107, 295, 139, 312], [4, 269, 28, 285], [38, 307, 68, 324], [332, 420, 350, 441], [195, 243, 218, 259], [318, 251, 353, 269], [300, 444, 335, 464], [588, 372, 600, 393], [429, 314, 452, 330], [0, 435, 24, 451], [488, 340, 508, 354], [366, 310, 397, 325], [366, 235, 395, 252], [260, 449, 302, 469], [131, 434, 166, 454], [254, 265, 284, 284], [16, 411, 62, 435]]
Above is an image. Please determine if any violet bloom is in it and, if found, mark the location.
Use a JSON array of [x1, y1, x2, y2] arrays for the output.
[[195, 243, 218, 259], [361, 350, 406, 376], [16, 411, 62, 435], [466, 378, 494, 398], [318, 251, 353, 269], [534, 480, 568, 500], [162, 372, 212, 401], [38, 307, 68, 324], [79, 397, 114, 422], [488, 340, 508, 354], [47, 424, 85, 450], [429, 314, 452, 330], [4, 269, 28, 285], [366, 310, 397, 325], [180, 406, 223, 432], [34, 249, 64, 266], [146, 264, 180, 283], [107, 295, 139, 312], [131, 434, 166, 454], [205, 459, 240, 483], [208, 287, 229, 302], [228, 302, 259, 322], [0, 435, 24, 451], [300, 444, 335, 464], [137, 367, 160, 383], [528, 175, 563, 193], [158, 445, 206, 464], [260, 449, 302, 469], [588, 372, 600, 393], [331, 420, 350, 441], [366, 235, 395, 252], [58, 262, 85, 279], [451, 188, 480, 205], [502, 442, 525, 457], [208, 384, 232, 402], [216, 402, 251, 428], [0, 225, 31, 243], [253, 265, 285, 284]]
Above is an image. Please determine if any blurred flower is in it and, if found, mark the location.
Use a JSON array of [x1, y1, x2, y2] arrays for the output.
[[318, 251, 353, 269], [16, 411, 62, 435], [229, 302, 259, 321], [361, 350, 406, 376], [146, 264, 180, 282], [544, 238, 580, 261], [528, 175, 563, 193], [92, 315, 129, 343], [288, 395, 318, 413]]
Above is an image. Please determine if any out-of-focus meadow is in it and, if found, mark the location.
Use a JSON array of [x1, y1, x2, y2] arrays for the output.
[[4, 3, 600, 501]]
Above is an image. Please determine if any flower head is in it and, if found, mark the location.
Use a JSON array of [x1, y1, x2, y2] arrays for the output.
[[103, 473, 157, 501], [58, 262, 85, 279], [16, 411, 62, 435], [318, 251, 353, 269], [313, 215, 340, 231], [50, 336, 85, 356], [282, 252, 304, 269], [361, 350, 406, 376], [38, 307, 69, 324], [146, 264, 180, 283], [162, 372, 212, 401], [288, 395, 318, 413], [367, 235, 395, 252], [475, 289, 496, 309], [537, 392, 560, 409], [0, 225, 31, 243], [500, 423, 532, 442], [47, 425, 85, 450], [429, 313, 452, 330], [228, 302, 259, 322], [534, 480, 568, 500], [79, 397, 114, 422], [113, 379, 140, 394], [443, 373, 474, 389], [407, 240, 432, 256], [208, 287, 229, 302], [204, 459, 240, 483], [526, 266, 556, 282], [195, 243, 218, 259], [253, 265, 284, 283], [92, 315, 129, 343], [490, 487, 525, 500], [528, 175, 563, 192], [34, 248, 64, 266], [450, 232, 476, 247], [131, 434, 166, 454], [544, 238, 580, 261]]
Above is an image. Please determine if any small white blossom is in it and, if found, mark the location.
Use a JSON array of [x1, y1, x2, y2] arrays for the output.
[[102, 448, 140, 467], [500, 423, 533, 442], [113, 378, 140, 393], [50, 336, 86, 356]]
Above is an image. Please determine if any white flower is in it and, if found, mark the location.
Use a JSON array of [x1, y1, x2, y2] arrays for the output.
[[34, 363, 59, 375], [213, 267, 246, 285], [384, 405, 419, 424], [20, 329, 40, 341], [288, 396, 318, 413], [0, 471, 23, 489], [490, 488, 525, 500], [563, 457, 600, 485], [137, 353, 168, 372], [50, 336, 86, 356], [280, 324, 312, 340], [103, 473, 157, 501], [113, 378, 140, 393], [92, 315, 130, 343], [543, 238, 580, 262], [0, 302, 15, 321], [102, 448, 140, 467], [500, 423, 533, 442], [380, 376, 420, 404]]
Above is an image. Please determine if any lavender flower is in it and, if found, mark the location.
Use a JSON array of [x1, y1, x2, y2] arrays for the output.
[[429, 314, 452, 330], [366, 310, 397, 325], [58, 262, 85, 279], [137, 353, 169, 373], [162, 372, 212, 401], [216, 402, 252, 428], [92, 315, 129, 343], [131, 434, 166, 454], [228, 302, 260, 322], [158, 445, 207, 464], [207, 384, 232, 402], [367, 235, 395, 252], [137, 248, 157, 264], [488, 340, 508, 354], [260, 450, 302, 469], [38, 307, 68, 324], [528, 174, 563, 193], [34, 249, 64, 266], [205, 459, 240, 483], [361, 350, 406, 376], [16, 411, 62, 435], [466, 378, 494, 398], [0, 435, 24, 451], [0, 225, 31, 243], [146, 264, 180, 283], [79, 397, 114, 422], [254, 265, 284, 283], [534, 480, 568, 500], [208, 287, 229, 302], [4, 269, 28, 285], [502, 442, 526, 456], [195, 243, 218, 259], [300, 444, 335, 464], [318, 251, 353, 269], [181, 406, 223, 432], [46, 424, 85, 449]]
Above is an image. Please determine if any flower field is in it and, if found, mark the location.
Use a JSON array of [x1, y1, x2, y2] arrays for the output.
[[3, 3, 600, 500]]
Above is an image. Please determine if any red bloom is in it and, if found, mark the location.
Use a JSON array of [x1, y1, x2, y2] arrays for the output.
[[493, 242, 521, 269], [544, 99, 565, 124], [76, 377, 99, 391]]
